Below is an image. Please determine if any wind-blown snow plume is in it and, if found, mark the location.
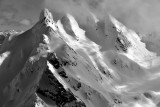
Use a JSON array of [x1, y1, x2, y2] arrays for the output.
[[1, 7, 160, 107], [53, 10, 160, 107], [57, 14, 117, 83], [45, 0, 160, 36]]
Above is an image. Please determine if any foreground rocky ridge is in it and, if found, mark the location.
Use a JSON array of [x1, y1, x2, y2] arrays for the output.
[[0, 8, 160, 107]]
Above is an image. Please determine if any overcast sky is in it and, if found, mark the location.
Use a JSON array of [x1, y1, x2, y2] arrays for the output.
[[0, 0, 44, 31]]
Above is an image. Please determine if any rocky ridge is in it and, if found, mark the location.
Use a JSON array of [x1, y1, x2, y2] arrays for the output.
[[0, 8, 160, 107]]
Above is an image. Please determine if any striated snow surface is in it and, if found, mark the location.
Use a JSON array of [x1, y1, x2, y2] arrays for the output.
[[0, 8, 160, 107]]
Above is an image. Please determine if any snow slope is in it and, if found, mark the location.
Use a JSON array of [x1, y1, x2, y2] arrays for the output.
[[0, 8, 160, 107]]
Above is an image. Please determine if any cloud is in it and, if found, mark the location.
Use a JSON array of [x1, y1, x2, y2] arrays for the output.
[[22, 0, 44, 10], [0, 0, 45, 31], [2, 11, 14, 19], [45, 0, 160, 36], [20, 19, 31, 26], [0, 3, 22, 30]]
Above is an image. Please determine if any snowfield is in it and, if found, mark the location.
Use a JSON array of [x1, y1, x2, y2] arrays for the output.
[[0, 8, 160, 107]]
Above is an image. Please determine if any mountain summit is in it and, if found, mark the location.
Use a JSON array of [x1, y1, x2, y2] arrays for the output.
[[0, 8, 160, 107]]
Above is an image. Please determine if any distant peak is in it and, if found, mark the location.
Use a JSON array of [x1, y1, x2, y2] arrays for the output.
[[39, 8, 53, 21], [39, 8, 56, 27], [32, 8, 58, 36]]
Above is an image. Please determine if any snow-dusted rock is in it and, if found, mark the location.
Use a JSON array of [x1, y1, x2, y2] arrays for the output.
[[0, 8, 160, 107]]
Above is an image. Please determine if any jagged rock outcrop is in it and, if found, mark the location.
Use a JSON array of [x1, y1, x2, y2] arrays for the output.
[[1, 8, 160, 107], [37, 63, 85, 107], [115, 31, 132, 52], [0, 33, 5, 44], [0, 8, 88, 107]]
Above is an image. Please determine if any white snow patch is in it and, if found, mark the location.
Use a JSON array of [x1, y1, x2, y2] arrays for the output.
[[35, 94, 45, 107], [89, 12, 99, 23], [132, 99, 156, 107], [0, 51, 10, 66]]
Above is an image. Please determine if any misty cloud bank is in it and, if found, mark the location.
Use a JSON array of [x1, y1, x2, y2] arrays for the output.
[[45, 0, 160, 36]]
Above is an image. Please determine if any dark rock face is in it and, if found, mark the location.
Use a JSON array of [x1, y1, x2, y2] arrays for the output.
[[47, 53, 62, 69], [0, 8, 111, 107], [0, 8, 114, 107], [33, 9, 86, 107], [143, 92, 152, 99], [47, 52, 68, 78], [0, 33, 5, 44], [1, 8, 153, 107], [37, 49, 86, 106], [115, 32, 132, 52], [37, 64, 86, 107]]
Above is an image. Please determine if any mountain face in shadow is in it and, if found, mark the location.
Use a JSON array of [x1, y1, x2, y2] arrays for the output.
[[0, 8, 160, 107]]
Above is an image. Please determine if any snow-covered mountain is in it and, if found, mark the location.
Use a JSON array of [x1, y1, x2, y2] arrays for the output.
[[0, 8, 160, 107]]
